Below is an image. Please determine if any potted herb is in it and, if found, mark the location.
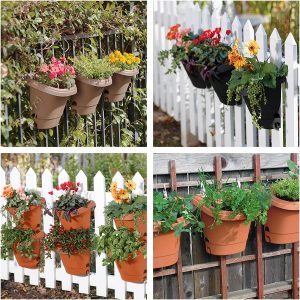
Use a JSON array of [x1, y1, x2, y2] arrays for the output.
[[227, 39, 288, 129], [105, 50, 140, 102], [48, 181, 95, 230], [153, 191, 204, 268], [44, 224, 94, 275], [27, 56, 77, 129], [71, 53, 116, 115], [105, 181, 147, 237], [1, 223, 44, 268], [265, 160, 299, 244], [94, 225, 146, 283], [193, 172, 272, 255], [2, 185, 45, 230]]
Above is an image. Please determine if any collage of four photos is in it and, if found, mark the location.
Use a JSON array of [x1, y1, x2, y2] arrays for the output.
[[0, 0, 299, 299]]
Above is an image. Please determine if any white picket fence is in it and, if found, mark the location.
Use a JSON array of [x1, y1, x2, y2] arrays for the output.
[[0, 167, 146, 299], [154, 1, 299, 147]]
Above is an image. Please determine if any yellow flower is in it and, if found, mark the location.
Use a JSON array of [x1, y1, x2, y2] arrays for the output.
[[114, 194, 123, 204], [110, 182, 117, 191], [233, 53, 246, 69], [125, 180, 136, 191], [245, 40, 260, 56]]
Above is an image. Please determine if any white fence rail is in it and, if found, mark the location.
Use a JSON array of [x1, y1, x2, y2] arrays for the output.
[[154, 1, 299, 147], [0, 167, 146, 299]]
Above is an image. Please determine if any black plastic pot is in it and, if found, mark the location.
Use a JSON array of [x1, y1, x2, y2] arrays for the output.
[[241, 77, 285, 129], [181, 60, 211, 89]]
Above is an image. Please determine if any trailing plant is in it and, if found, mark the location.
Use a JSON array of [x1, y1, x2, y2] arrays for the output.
[[48, 181, 89, 221], [72, 53, 117, 80], [44, 224, 94, 257], [271, 160, 299, 201], [198, 171, 272, 226], [108, 50, 141, 70], [227, 39, 288, 128], [153, 191, 204, 236], [94, 225, 145, 267]]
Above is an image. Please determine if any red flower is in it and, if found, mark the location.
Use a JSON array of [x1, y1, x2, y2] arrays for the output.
[[77, 182, 80, 187], [215, 27, 221, 34], [226, 29, 231, 35], [55, 186, 60, 190], [48, 191, 53, 195], [192, 39, 199, 45]]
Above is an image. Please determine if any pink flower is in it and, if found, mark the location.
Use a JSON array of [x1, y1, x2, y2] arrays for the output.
[[51, 57, 57, 63], [41, 64, 48, 73], [49, 72, 56, 79], [68, 66, 75, 75], [226, 29, 231, 35]]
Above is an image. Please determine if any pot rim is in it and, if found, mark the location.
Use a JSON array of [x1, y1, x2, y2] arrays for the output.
[[56, 200, 96, 217], [27, 79, 77, 97], [153, 216, 186, 233], [116, 68, 139, 77], [115, 210, 147, 221], [76, 76, 112, 87], [271, 195, 299, 211], [58, 249, 90, 255]]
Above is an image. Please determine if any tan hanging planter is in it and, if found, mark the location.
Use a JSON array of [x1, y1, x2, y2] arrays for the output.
[[72, 76, 112, 115], [264, 196, 299, 244], [28, 79, 77, 129], [104, 69, 138, 102]]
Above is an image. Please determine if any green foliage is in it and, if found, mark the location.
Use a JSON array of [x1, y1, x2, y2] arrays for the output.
[[94, 225, 145, 266], [153, 191, 204, 236], [198, 172, 272, 226]]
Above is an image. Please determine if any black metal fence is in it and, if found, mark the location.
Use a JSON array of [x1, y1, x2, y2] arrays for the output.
[[2, 30, 146, 147]]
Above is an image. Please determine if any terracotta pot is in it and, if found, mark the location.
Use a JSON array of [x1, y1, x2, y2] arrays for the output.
[[114, 211, 147, 237], [59, 250, 90, 275], [7, 205, 42, 230], [153, 217, 185, 268], [264, 196, 299, 244], [72, 76, 112, 115], [56, 200, 95, 230], [28, 79, 77, 129], [13, 231, 44, 269], [193, 195, 250, 256], [116, 250, 146, 283], [104, 69, 138, 102]]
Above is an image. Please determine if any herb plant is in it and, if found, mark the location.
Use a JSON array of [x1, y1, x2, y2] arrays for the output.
[[153, 191, 204, 236], [108, 50, 141, 70]]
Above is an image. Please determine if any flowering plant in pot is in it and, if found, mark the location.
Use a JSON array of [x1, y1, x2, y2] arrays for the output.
[[193, 172, 272, 255], [1, 223, 44, 268], [265, 160, 299, 244], [2, 185, 45, 230], [27, 56, 77, 129], [44, 224, 94, 275], [227, 39, 288, 129], [94, 225, 146, 283], [153, 191, 204, 268], [71, 53, 117, 115], [48, 181, 95, 230], [104, 180, 147, 236], [105, 50, 140, 102]]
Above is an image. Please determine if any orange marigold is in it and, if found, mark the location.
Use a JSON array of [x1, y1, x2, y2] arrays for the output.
[[2, 184, 14, 198]]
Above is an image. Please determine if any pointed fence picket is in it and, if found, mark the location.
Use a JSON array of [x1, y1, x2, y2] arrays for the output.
[[0, 168, 147, 299], [154, 2, 299, 147]]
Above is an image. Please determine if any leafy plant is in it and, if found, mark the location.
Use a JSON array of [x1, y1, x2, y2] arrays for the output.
[[153, 191, 204, 236], [43, 224, 94, 258], [94, 225, 145, 266], [198, 171, 272, 226], [271, 160, 299, 201], [108, 50, 141, 71]]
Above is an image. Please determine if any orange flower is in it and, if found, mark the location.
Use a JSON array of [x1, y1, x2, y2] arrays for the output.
[[119, 189, 129, 201], [233, 54, 246, 69], [2, 185, 14, 198], [125, 180, 136, 191], [114, 194, 123, 204]]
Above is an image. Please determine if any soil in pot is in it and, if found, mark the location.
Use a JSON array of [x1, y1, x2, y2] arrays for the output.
[[27, 79, 77, 129], [114, 211, 147, 237], [104, 69, 138, 102], [13, 231, 44, 269], [241, 77, 284, 129], [72, 76, 112, 115], [264, 196, 299, 244], [181, 60, 211, 89], [193, 195, 250, 256], [7, 205, 42, 230], [56, 201, 96, 230], [59, 250, 90, 276], [116, 250, 146, 283]]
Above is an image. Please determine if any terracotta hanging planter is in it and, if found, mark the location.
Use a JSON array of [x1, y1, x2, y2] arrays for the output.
[[56, 200, 96, 230], [264, 196, 299, 244], [72, 76, 112, 115], [193, 195, 250, 256], [7, 205, 42, 230], [13, 231, 44, 269], [104, 69, 138, 102], [153, 217, 185, 268], [116, 250, 146, 283], [27, 79, 77, 129], [59, 250, 90, 275], [114, 211, 147, 237]]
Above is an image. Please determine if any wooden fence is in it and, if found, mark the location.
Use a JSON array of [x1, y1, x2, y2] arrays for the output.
[[154, 1, 299, 147], [153, 153, 299, 299], [0, 168, 146, 299]]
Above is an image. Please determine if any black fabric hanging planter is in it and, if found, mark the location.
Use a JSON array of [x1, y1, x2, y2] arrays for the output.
[[241, 77, 285, 129], [181, 60, 211, 89]]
